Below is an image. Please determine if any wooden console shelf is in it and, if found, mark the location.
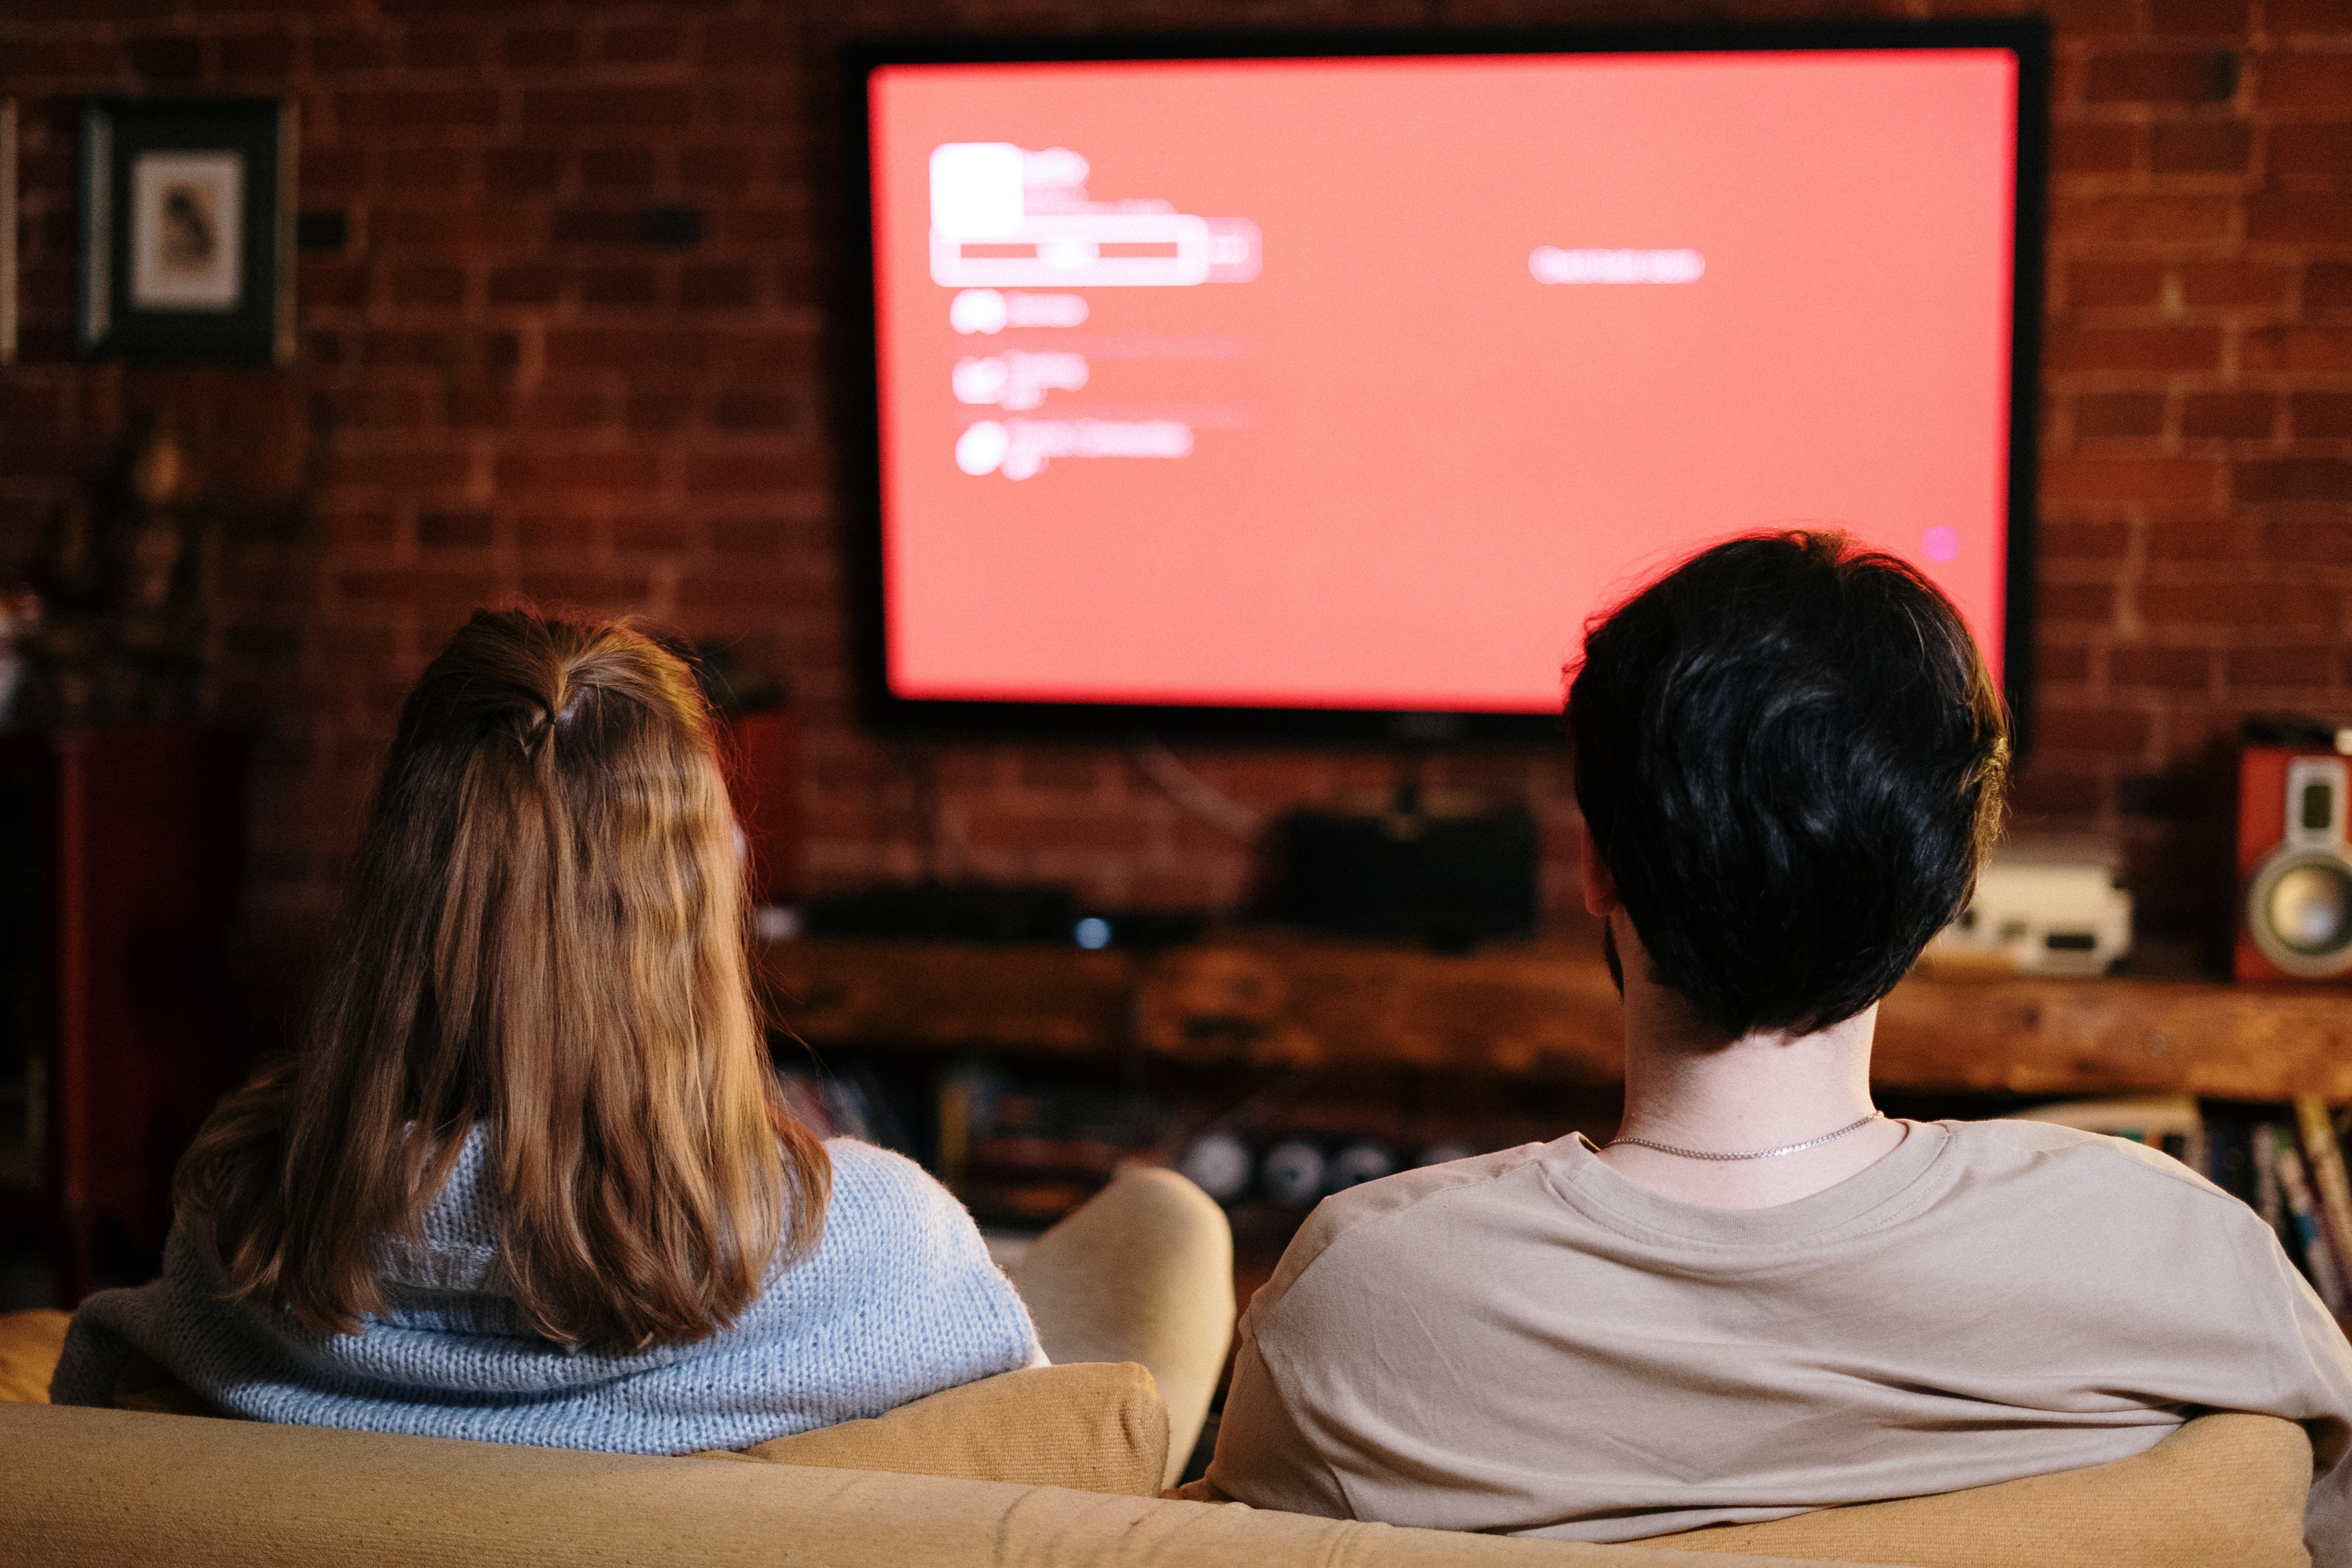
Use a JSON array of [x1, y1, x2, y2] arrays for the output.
[[758, 936, 2352, 1102]]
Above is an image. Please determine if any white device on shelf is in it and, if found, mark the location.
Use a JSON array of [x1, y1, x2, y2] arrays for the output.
[[1927, 836, 2133, 977]]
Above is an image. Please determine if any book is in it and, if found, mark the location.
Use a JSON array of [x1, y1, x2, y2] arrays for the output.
[[2296, 1095, 2352, 1302], [2277, 1137, 2349, 1314]]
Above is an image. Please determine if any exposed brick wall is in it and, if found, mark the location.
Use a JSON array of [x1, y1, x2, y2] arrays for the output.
[[1, 0, 2346, 951]]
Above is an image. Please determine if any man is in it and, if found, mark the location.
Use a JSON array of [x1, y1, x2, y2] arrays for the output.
[[1204, 531, 2352, 1559]]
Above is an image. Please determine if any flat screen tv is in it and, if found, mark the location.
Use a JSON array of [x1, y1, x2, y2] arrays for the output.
[[843, 22, 2048, 745]]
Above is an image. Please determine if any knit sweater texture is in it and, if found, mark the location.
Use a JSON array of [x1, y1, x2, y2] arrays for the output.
[[49, 1136, 1041, 1454]]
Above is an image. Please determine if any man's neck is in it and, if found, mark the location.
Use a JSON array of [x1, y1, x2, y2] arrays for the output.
[[1597, 911, 1906, 1210]]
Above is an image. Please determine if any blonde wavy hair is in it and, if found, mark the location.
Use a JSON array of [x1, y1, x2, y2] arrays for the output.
[[179, 610, 829, 1351]]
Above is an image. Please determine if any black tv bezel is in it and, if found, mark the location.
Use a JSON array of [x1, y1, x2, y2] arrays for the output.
[[838, 19, 2049, 751]]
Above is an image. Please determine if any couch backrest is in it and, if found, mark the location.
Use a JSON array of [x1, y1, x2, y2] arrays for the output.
[[0, 1402, 1861, 1568]]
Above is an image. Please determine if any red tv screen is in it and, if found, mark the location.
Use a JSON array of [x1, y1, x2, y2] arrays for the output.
[[859, 33, 2040, 732]]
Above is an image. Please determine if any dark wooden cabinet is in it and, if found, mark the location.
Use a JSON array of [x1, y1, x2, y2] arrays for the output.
[[0, 727, 246, 1305]]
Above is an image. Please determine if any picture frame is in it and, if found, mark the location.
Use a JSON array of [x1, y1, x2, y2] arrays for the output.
[[79, 98, 295, 365]]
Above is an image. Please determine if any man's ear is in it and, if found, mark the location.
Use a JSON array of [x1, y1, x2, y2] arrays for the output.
[[1579, 821, 1621, 918]]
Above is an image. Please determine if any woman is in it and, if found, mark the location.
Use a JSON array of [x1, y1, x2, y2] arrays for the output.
[[50, 610, 1039, 1453]]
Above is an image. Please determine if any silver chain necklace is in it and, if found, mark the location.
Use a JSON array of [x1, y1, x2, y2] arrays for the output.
[[1606, 1112, 1884, 1163]]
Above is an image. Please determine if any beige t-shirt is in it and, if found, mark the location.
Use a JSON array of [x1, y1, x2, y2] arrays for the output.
[[1207, 1119, 2352, 1563]]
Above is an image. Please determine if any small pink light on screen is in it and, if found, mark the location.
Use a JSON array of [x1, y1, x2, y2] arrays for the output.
[[1922, 526, 1962, 563]]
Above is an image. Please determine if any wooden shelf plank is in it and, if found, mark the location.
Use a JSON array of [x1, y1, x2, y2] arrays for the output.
[[756, 936, 2352, 1101]]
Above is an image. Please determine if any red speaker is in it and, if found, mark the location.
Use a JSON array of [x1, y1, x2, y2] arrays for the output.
[[2236, 739, 2352, 983]]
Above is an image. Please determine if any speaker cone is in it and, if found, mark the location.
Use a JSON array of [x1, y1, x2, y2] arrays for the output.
[[2247, 850, 2352, 977]]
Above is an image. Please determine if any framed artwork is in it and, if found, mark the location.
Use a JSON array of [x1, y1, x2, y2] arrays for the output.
[[79, 98, 295, 364]]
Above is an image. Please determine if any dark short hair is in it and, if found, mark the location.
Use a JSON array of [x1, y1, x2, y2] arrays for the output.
[[1565, 531, 2009, 1038]]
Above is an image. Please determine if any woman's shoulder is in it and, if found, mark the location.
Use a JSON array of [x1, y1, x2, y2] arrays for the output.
[[813, 1138, 984, 1252]]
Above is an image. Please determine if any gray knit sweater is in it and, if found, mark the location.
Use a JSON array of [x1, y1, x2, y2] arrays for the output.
[[49, 1136, 1040, 1454]]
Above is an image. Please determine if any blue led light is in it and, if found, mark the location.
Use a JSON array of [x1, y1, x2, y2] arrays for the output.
[[1073, 917, 1113, 950]]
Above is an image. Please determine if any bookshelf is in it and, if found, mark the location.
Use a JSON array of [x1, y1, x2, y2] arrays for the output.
[[757, 934, 2352, 1102]]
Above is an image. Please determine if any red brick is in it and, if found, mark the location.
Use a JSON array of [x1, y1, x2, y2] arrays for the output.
[[2292, 392, 2352, 436], [2153, 518, 2254, 561], [2046, 457, 2225, 504], [683, 451, 826, 493], [680, 144, 764, 191], [2041, 519, 2135, 559], [2230, 646, 2338, 684], [2074, 392, 2166, 438], [600, 24, 688, 64], [346, 386, 432, 427], [2266, 520, 2352, 560], [337, 89, 500, 130], [679, 266, 756, 308], [581, 268, 660, 306], [2148, 0, 2251, 32], [419, 509, 495, 547], [334, 449, 471, 486], [389, 266, 466, 307], [300, 148, 369, 195], [613, 515, 700, 551], [703, 19, 797, 66], [2052, 124, 2140, 174], [2245, 326, 2352, 373], [2142, 582, 2337, 624], [2152, 122, 2252, 174], [713, 391, 796, 430], [2260, 54, 2352, 109], [2265, 123, 2352, 177], [2041, 583, 2120, 621], [340, 568, 490, 603], [2307, 264, 2352, 311], [489, 265, 561, 306], [129, 36, 203, 84], [515, 570, 647, 609], [2180, 261, 2285, 308], [964, 808, 1150, 855], [301, 259, 366, 309], [404, 27, 485, 71], [493, 448, 661, 491], [384, 148, 471, 189], [521, 88, 695, 130], [579, 148, 659, 190], [502, 27, 582, 70], [2010, 770, 2107, 818], [321, 510, 398, 547], [313, 30, 392, 72], [2045, 326, 2223, 375], [2247, 193, 2352, 245], [2035, 706, 2155, 752], [2182, 392, 2275, 437], [2270, 0, 2352, 30], [2110, 647, 2213, 688], [625, 390, 696, 431], [2050, 195, 2234, 245], [2238, 458, 2352, 503], [2040, 645, 2095, 683], [218, 31, 296, 76], [4, 38, 125, 75], [486, 148, 561, 193], [2066, 262, 2166, 309], [2085, 50, 2238, 103], [546, 330, 714, 372]]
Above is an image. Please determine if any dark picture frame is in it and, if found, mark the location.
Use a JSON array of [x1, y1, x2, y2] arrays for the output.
[[79, 98, 295, 365]]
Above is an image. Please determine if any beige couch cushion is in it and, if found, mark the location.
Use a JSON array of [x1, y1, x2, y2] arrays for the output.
[[0, 1309, 69, 1404], [1637, 1412, 2313, 1567], [694, 1360, 1170, 1495], [0, 1401, 1863, 1568], [2, 1307, 1167, 1495]]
